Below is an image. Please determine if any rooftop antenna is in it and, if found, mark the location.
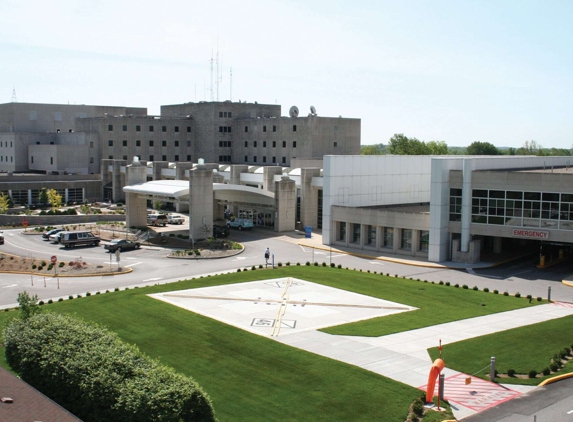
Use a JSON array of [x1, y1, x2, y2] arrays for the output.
[[209, 50, 214, 102], [11, 87, 17, 102], [230, 67, 233, 102]]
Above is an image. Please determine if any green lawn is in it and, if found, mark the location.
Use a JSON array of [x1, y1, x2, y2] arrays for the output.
[[428, 314, 573, 386], [0, 268, 429, 422]]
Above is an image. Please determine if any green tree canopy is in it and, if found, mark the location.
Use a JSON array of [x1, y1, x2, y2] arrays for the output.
[[360, 144, 386, 155], [466, 141, 501, 155], [426, 140, 448, 155], [46, 189, 63, 210], [388, 134, 431, 155], [516, 140, 544, 155], [0, 192, 10, 214], [39, 187, 48, 205]]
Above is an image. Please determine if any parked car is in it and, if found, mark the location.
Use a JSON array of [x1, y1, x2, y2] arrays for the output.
[[167, 215, 185, 225], [213, 225, 230, 238], [104, 239, 141, 252], [50, 231, 68, 244], [0, 231, 4, 245], [43, 228, 64, 240], [147, 214, 168, 227], [60, 231, 100, 248], [227, 218, 254, 230]]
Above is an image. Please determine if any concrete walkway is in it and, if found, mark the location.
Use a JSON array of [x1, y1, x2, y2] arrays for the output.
[[275, 302, 573, 420]]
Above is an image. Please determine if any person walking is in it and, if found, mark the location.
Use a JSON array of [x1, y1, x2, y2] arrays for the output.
[[264, 247, 270, 268]]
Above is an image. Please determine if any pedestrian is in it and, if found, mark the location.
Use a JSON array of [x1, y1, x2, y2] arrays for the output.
[[264, 247, 270, 267]]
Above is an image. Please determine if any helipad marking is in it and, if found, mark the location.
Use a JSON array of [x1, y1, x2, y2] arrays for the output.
[[419, 373, 520, 412], [552, 301, 573, 308]]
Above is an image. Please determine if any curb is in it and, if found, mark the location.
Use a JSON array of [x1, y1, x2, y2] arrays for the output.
[[166, 243, 245, 260], [538, 371, 573, 387], [562, 279, 573, 288]]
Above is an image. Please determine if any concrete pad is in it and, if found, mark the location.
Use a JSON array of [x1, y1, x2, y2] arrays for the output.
[[149, 277, 416, 337]]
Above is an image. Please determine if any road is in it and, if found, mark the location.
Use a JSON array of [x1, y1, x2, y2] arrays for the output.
[[463, 377, 573, 421], [0, 227, 572, 309]]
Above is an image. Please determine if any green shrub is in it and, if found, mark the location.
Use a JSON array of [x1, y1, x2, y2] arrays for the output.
[[438, 281, 444, 285], [483, 287, 489, 292], [31, 264, 36, 269], [528, 369, 537, 378], [503, 291, 509, 296], [542, 367, 550, 376], [305, 261, 310, 266], [58, 262, 64, 268], [114, 287, 119, 292], [515, 292, 521, 298], [296, 262, 300, 266], [454, 284, 459, 288], [338, 264, 342, 269], [412, 398, 424, 416], [507, 368, 516, 377], [472, 286, 478, 291], [86, 292, 91, 297], [237, 268, 241, 272], [526, 294, 532, 301], [251, 266, 256, 271], [47, 299, 53, 304], [286, 262, 290, 266], [493, 289, 499, 294], [445, 281, 450, 286], [550, 363, 559, 372], [68, 295, 74, 300], [41, 261, 47, 267], [314, 262, 318, 266], [462, 285, 468, 289], [58, 298, 63, 302], [537, 297, 542, 301], [330, 263, 335, 268], [3, 313, 215, 422], [259, 264, 263, 269], [322, 262, 326, 267], [277, 262, 282, 267], [38, 301, 44, 306]]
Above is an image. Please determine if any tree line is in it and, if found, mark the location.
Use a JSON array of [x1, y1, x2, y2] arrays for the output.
[[361, 135, 572, 156]]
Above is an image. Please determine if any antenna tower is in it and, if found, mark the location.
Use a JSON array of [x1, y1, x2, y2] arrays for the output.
[[11, 88, 17, 102], [230, 68, 233, 102], [209, 50, 214, 102]]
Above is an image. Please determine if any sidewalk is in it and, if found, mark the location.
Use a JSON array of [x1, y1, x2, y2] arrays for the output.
[[275, 302, 573, 420]]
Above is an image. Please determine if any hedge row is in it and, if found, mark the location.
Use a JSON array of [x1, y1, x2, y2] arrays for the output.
[[4, 313, 216, 422]]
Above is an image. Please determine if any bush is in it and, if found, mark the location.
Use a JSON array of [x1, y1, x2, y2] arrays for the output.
[[237, 268, 241, 272], [314, 262, 318, 266], [41, 261, 47, 267], [58, 262, 65, 268], [493, 289, 499, 294], [412, 398, 424, 416], [483, 287, 489, 292], [114, 287, 119, 292], [550, 363, 560, 372], [58, 298, 63, 302], [454, 284, 459, 288], [507, 368, 516, 377], [286, 262, 290, 266], [322, 262, 326, 267], [305, 261, 310, 266], [528, 369, 537, 378], [537, 297, 542, 302], [438, 281, 444, 285], [47, 299, 53, 304], [330, 263, 335, 268], [3, 313, 215, 422], [527, 294, 532, 301], [462, 285, 468, 289], [445, 282, 450, 286], [68, 295, 74, 300], [472, 286, 478, 291], [277, 262, 282, 267], [86, 292, 91, 297], [251, 266, 256, 271], [515, 292, 521, 298], [31, 264, 36, 269], [259, 264, 263, 269], [338, 264, 342, 269], [38, 301, 44, 306], [542, 367, 551, 376], [503, 291, 509, 296]]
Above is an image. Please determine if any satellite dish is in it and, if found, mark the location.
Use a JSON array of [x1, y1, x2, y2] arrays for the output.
[[289, 106, 299, 118], [310, 105, 316, 115]]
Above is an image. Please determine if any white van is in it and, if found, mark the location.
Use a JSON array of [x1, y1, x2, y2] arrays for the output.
[[147, 214, 168, 227]]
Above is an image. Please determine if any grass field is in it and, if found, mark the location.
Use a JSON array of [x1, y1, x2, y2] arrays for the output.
[[428, 314, 573, 386], [0, 266, 542, 420]]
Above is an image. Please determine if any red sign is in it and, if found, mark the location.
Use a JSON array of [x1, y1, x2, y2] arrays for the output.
[[22, 218, 28, 228], [51, 255, 57, 264], [512, 229, 549, 240]]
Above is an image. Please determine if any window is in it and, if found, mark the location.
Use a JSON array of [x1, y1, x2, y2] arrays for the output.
[[282, 157, 286, 164], [245, 126, 249, 133], [108, 155, 113, 159], [352, 224, 361, 243], [263, 126, 267, 132], [162, 155, 167, 161], [136, 140, 141, 147], [108, 140, 113, 147], [162, 126, 167, 132], [149, 155, 154, 161], [253, 156, 257, 163], [149, 125, 154, 132], [245, 141, 249, 147], [31, 156, 33, 163], [334, 142, 338, 147], [449, 188, 462, 222], [272, 141, 276, 148], [174, 126, 179, 132], [187, 155, 191, 161], [254, 141, 257, 148], [162, 140, 167, 147], [123, 155, 127, 160], [149, 140, 154, 146], [187, 126, 191, 133], [174, 155, 179, 161], [136, 125, 141, 132], [122, 140, 127, 147], [263, 156, 267, 163], [272, 156, 276, 163], [263, 141, 267, 148], [282, 141, 286, 148], [339, 222, 346, 241], [219, 112, 223, 117], [383, 228, 394, 248], [50, 157, 53, 165], [89, 142, 94, 148], [420, 230, 429, 251], [293, 125, 297, 132], [175, 140, 179, 147], [244, 156, 248, 162], [90, 157, 94, 163], [273, 125, 276, 132], [367, 225, 376, 245], [122, 125, 127, 131], [108, 124, 113, 131], [401, 229, 412, 250], [187, 141, 191, 147], [334, 126, 338, 131]]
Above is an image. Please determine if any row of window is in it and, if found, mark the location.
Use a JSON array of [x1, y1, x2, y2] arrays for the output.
[[30, 157, 53, 165], [106, 155, 191, 162], [0, 142, 13, 148], [219, 155, 231, 162], [244, 156, 287, 164], [219, 126, 232, 133], [219, 141, 232, 147], [0, 156, 13, 162], [243, 141, 297, 149], [107, 140, 188, 147], [338, 224, 429, 251], [7, 188, 83, 205], [244, 125, 297, 133], [108, 124, 191, 133], [219, 111, 232, 118]]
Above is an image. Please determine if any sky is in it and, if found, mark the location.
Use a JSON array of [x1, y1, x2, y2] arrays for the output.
[[1, 0, 572, 149]]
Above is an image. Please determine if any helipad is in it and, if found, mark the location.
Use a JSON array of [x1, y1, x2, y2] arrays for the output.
[[150, 277, 416, 337]]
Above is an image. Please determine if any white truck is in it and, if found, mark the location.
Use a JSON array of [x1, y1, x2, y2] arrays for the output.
[[167, 214, 185, 225]]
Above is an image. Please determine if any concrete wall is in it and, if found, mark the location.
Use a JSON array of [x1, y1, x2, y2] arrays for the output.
[[28, 145, 89, 174], [0, 213, 125, 227]]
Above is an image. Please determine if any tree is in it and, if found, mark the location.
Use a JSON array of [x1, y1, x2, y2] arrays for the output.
[[387, 134, 431, 155], [360, 144, 386, 155], [0, 192, 10, 214], [39, 187, 49, 206], [516, 140, 544, 155], [153, 200, 163, 211], [466, 141, 501, 155], [17, 291, 41, 320], [426, 140, 448, 155], [46, 189, 62, 210]]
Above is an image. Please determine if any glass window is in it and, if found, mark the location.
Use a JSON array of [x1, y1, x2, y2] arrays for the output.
[[352, 224, 361, 243], [108, 140, 113, 146], [122, 125, 127, 131], [108, 125, 113, 131], [419, 231, 429, 251], [122, 140, 127, 147], [162, 140, 167, 147], [136, 125, 141, 132], [174, 126, 179, 133], [136, 140, 141, 147], [149, 126, 154, 132], [401, 229, 412, 250], [367, 225, 376, 245], [383, 227, 393, 248], [162, 126, 167, 132], [339, 222, 346, 241]]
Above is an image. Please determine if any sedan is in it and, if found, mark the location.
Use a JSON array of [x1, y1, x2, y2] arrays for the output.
[[43, 228, 64, 240], [104, 239, 141, 252]]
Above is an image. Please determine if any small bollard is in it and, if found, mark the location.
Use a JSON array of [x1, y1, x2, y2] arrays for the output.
[[490, 356, 496, 381], [44, 277, 46, 288], [548, 286, 552, 302]]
